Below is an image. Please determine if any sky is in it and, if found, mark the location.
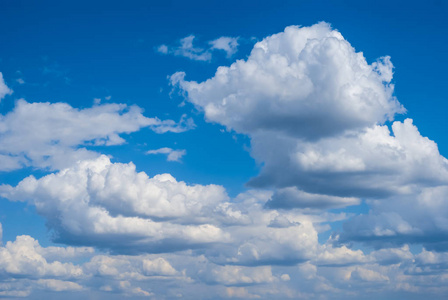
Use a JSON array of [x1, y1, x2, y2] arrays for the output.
[[0, 0, 448, 299]]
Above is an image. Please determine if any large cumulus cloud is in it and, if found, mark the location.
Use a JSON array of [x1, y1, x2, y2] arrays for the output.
[[171, 22, 448, 252], [171, 22, 403, 141]]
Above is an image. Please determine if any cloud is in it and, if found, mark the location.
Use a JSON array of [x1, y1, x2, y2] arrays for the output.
[[146, 147, 186, 162], [158, 35, 239, 61], [36, 279, 83, 292], [171, 22, 403, 140], [0, 100, 194, 171], [0, 155, 231, 253], [209, 37, 239, 57], [170, 20, 448, 247], [0, 156, 322, 266], [0, 72, 13, 101], [339, 185, 448, 250], [266, 187, 360, 210], [203, 265, 278, 286], [0, 235, 84, 279], [158, 35, 212, 61]]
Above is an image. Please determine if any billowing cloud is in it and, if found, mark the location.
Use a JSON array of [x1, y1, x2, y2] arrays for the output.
[[0, 235, 84, 279], [171, 22, 403, 140], [146, 147, 186, 162], [170, 21, 448, 259], [0, 100, 194, 171], [170, 22, 448, 203], [2, 21, 448, 299], [0, 156, 230, 253], [339, 185, 448, 250]]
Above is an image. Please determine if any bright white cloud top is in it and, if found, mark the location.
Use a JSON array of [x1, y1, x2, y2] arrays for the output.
[[1, 17, 448, 300]]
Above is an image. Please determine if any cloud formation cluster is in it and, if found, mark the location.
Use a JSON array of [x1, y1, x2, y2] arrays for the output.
[[172, 22, 448, 252], [2, 22, 448, 299]]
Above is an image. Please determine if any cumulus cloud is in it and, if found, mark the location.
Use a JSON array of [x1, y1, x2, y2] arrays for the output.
[[0, 72, 13, 101], [0, 100, 194, 171], [4, 22, 448, 299], [0, 235, 84, 279], [146, 147, 186, 162], [170, 20, 448, 262], [158, 35, 239, 61], [203, 265, 278, 285], [339, 185, 448, 250], [171, 22, 403, 140], [36, 279, 83, 292], [1, 156, 322, 266], [0, 156, 231, 253]]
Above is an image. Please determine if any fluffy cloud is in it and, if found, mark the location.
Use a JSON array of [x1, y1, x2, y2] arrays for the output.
[[340, 185, 448, 250], [171, 22, 446, 203], [146, 147, 186, 162], [170, 21, 448, 258], [0, 73, 13, 101], [0, 100, 194, 171], [0, 235, 83, 279], [250, 119, 448, 198], [0, 156, 230, 253], [172, 22, 403, 140], [0, 155, 327, 266], [169, 23, 448, 202]]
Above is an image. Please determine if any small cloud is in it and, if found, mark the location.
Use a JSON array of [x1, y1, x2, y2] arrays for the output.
[[157, 35, 239, 61], [209, 37, 239, 57], [93, 98, 101, 105], [146, 147, 186, 162], [16, 78, 25, 85], [105, 95, 111, 100], [157, 44, 169, 54]]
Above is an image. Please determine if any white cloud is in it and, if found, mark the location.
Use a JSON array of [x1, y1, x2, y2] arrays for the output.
[[209, 37, 239, 57], [1, 156, 322, 265], [0, 100, 194, 171], [0, 235, 84, 279], [0, 156, 231, 252], [157, 44, 169, 54], [146, 147, 186, 162], [0, 72, 13, 101], [340, 184, 448, 250], [204, 265, 277, 285], [170, 20, 448, 234], [172, 22, 403, 140], [158, 35, 239, 61], [159, 35, 212, 61], [36, 279, 83, 292]]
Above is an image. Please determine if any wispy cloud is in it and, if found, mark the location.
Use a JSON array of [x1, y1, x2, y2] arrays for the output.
[[157, 35, 239, 61], [146, 147, 186, 162]]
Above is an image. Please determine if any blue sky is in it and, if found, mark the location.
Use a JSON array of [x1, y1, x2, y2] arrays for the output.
[[1, 0, 448, 299]]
